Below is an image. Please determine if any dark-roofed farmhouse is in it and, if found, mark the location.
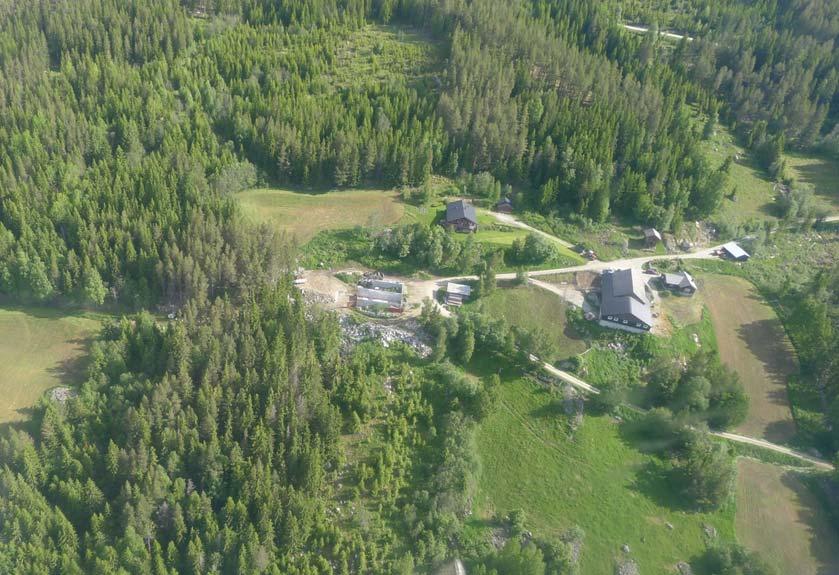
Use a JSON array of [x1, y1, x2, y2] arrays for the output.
[[599, 268, 653, 332], [495, 197, 514, 213], [444, 200, 478, 233]]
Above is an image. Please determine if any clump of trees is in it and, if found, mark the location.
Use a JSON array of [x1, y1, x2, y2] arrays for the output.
[[646, 350, 749, 430]]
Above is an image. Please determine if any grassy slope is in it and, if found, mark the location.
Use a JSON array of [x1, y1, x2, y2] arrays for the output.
[[0, 306, 103, 423], [238, 188, 405, 243], [701, 123, 778, 226], [785, 152, 839, 212], [472, 365, 735, 575], [736, 459, 839, 575], [467, 285, 588, 362], [701, 274, 797, 445]]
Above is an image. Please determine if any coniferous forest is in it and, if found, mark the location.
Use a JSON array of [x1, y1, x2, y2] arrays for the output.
[[0, 0, 837, 573]]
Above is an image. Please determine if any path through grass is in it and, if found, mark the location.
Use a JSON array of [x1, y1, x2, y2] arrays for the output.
[[472, 364, 735, 574]]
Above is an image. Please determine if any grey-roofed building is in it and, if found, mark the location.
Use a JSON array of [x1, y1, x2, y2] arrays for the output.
[[444, 200, 478, 233], [662, 271, 698, 295], [644, 228, 662, 247], [721, 241, 750, 261], [356, 279, 405, 313], [445, 282, 472, 306], [599, 268, 653, 332]]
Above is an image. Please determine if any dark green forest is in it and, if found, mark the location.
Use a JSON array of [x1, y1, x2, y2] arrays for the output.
[[0, 0, 837, 573]]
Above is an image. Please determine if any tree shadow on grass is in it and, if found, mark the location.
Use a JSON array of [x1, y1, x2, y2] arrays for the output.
[[630, 459, 693, 512], [780, 472, 839, 575], [0, 406, 41, 440]]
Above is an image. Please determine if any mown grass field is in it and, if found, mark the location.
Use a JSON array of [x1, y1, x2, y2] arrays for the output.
[[736, 459, 839, 575], [472, 365, 735, 575], [237, 188, 405, 243], [785, 152, 839, 211], [467, 285, 588, 362], [0, 307, 103, 423], [701, 274, 798, 444]]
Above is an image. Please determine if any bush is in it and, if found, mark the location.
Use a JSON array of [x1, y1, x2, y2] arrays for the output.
[[674, 431, 735, 510], [697, 543, 778, 575]]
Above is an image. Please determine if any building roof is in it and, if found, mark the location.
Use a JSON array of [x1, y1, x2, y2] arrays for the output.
[[663, 271, 697, 291], [722, 241, 749, 259], [609, 268, 648, 304], [357, 286, 403, 308], [446, 282, 472, 296], [600, 269, 653, 326], [497, 197, 513, 206], [644, 228, 662, 241], [446, 200, 477, 224]]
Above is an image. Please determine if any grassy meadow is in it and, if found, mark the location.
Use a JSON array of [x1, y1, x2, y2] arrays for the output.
[[0, 306, 103, 423], [785, 152, 839, 211], [701, 123, 778, 226], [471, 364, 735, 575], [237, 188, 405, 243], [736, 459, 839, 575], [701, 274, 798, 445], [467, 285, 588, 362]]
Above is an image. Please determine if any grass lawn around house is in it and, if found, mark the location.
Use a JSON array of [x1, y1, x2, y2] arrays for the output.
[[785, 152, 839, 212], [467, 285, 588, 362], [701, 274, 798, 445], [736, 459, 839, 575], [0, 306, 104, 424], [471, 362, 735, 575], [237, 188, 405, 244]]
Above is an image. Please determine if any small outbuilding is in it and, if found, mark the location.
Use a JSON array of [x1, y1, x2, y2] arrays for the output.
[[721, 241, 750, 261], [644, 228, 663, 247], [662, 271, 698, 295], [495, 197, 514, 213], [444, 200, 478, 233], [445, 282, 472, 306]]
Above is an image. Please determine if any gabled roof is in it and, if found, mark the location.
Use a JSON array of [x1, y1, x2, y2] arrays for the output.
[[610, 268, 648, 304], [663, 271, 697, 291], [600, 269, 653, 326], [497, 197, 513, 206], [722, 241, 749, 259], [644, 228, 662, 241], [446, 200, 477, 224], [446, 282, 472, 296]]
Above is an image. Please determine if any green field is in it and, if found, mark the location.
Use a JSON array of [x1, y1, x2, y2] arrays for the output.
[[785, 152, 839, 211], [467, 285, 588, 362], [237, 188, 405, 243], [702, 274, 798, 444], [736, 459, 839, 575], [0, 307, 103, 423], [472, 366, 735, 575], [701, 123, 778, 226]]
